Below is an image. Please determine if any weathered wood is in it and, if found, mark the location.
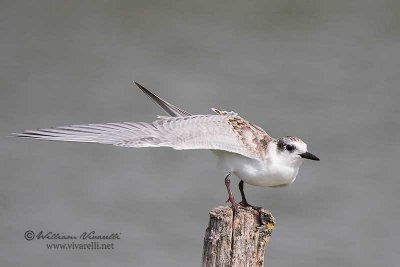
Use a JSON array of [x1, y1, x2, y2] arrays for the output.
[[202, 206, 275, 267]]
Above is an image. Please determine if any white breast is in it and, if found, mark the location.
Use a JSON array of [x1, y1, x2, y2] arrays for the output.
[[213, 150, 300, 187]]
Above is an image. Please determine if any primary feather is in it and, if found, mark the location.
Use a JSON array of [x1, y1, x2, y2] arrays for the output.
[[134, 81, 192, 117]]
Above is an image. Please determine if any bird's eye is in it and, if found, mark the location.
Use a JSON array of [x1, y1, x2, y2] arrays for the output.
[[286, 144, 295, 152]]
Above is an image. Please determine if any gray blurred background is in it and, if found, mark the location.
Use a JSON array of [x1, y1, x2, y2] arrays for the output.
[[1, 1, 399, 266]]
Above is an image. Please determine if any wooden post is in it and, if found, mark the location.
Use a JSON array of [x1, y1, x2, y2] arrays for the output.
[[202, 206, 275, 267]]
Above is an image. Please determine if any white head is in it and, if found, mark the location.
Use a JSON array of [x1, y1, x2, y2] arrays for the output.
[[270, 136, 320, 167]]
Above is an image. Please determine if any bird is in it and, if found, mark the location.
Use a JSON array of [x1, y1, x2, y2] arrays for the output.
[[14, 82, 319, 212]]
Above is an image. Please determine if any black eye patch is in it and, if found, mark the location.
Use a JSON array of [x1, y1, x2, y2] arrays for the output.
[[277, 140, 285, 151]]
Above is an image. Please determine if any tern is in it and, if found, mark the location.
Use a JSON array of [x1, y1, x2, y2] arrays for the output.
[[14, 82, 319, 212]]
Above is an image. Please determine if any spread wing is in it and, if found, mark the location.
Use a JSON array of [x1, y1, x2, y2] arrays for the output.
[[14, 113, 271, 160]]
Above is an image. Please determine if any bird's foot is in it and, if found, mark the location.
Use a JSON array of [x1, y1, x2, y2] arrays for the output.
[[231, 202, 240, 214], [239, 200, 261, 211], [226, 198, 240, 214]]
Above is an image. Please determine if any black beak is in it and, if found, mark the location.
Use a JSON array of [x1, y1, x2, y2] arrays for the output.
[[299, 152, 320, 161]]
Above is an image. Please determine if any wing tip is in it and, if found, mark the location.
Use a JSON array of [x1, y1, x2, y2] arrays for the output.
[[11, 131, 43, 139], [133, 81, 146, 91], [10, 132, 25, 138]]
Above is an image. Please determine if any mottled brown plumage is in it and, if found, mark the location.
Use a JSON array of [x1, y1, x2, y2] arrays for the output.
[[212, 108, 272, 160]]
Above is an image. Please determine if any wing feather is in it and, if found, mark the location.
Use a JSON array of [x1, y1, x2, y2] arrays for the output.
[[134, 82, 192, 117], [14, 114, 267, 159]]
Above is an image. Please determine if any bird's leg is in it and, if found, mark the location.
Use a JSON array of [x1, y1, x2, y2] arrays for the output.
[[239, 180, 250, 206], [239, 180, 257, 210], [224, 173, 239, 213]]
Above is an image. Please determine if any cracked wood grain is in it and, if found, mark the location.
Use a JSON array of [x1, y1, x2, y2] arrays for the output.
[[202, 206, 275, 267]]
